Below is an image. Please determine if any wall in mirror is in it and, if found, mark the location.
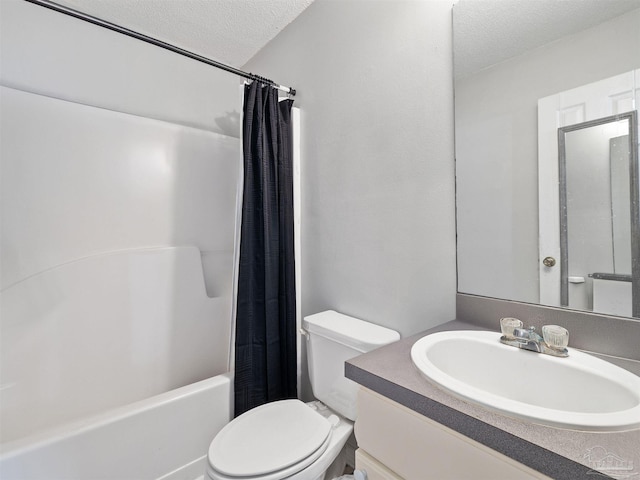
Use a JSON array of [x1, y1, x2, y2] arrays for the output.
[[454, 0, 640, 318]]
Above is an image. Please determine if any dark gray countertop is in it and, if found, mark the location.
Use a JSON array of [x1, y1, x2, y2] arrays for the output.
[[346, 320, 640, 480]]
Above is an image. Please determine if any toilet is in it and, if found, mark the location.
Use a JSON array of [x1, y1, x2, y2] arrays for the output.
[[206, 310, 400, 480]]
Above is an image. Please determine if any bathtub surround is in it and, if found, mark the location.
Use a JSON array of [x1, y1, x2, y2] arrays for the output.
[[235, 83, 297, 416], [0, 87, 237, 443], [0, 0, 239, 451], [0, 242, 231, 443]]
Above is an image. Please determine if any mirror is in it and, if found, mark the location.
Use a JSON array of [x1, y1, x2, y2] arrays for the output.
[[454, 0, 640, 318], [558, 113, 638, 316]]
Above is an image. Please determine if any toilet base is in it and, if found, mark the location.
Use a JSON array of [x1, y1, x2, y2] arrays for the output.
[[323, 446, 349, 480]]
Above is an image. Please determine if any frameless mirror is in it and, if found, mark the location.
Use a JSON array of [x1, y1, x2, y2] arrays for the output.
[[454, 0, 640, 319]]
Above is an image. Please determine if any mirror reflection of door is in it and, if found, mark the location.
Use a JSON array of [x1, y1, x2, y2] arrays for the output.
[[559, 115, 637, 317], [538, 70, 640, 317]]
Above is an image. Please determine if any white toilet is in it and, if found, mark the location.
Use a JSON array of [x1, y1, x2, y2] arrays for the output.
[[206, 310, 400, 480]]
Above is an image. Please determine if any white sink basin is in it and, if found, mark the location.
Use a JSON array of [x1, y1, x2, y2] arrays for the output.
[[411, 330, 640, 432]]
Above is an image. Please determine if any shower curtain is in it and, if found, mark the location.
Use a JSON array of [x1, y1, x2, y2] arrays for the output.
[[234, 81, 296, 416]]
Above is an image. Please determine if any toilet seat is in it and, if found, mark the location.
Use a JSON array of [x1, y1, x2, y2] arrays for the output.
[[207, 433, 331, 480], [207, 399, 333, 480]]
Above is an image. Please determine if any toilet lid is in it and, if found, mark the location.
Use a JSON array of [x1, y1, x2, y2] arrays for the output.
[[208, 399, 332, 477]]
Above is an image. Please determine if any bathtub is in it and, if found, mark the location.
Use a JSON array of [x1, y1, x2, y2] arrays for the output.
[[0, 373, 232, 480]]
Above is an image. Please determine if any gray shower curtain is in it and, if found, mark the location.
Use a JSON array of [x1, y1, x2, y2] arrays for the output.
[[234, 81, 297, 416]]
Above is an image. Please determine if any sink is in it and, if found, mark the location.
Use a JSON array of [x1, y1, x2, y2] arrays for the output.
[[410, 330, 640, 431]]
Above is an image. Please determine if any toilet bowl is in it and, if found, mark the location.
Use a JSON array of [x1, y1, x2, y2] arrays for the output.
[[206, 400, 353, 480], [206, 311, 400, 480]]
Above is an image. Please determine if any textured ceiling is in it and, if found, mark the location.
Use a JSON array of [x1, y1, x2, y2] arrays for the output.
[[44, 0, 640, 78], [52, 0, 315, 67], [454, 0, 640, 79]]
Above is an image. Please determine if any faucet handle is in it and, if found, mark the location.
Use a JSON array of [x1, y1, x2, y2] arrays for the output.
[[500, 317, 523, 338], [542, 325, 569, 350]]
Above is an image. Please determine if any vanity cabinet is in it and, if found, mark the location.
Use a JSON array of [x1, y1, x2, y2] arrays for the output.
[[354, 388, 550, 480]]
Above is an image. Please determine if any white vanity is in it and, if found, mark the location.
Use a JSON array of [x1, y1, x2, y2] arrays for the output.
[[354, 388, 548, 479], [346, 319, 640, 480]]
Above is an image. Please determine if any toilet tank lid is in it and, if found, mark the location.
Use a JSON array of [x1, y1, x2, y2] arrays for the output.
[[303, 310, 400, 353]]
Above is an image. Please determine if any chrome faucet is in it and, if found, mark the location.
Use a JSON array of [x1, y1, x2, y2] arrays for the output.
[[499, 319, 569, 357], [512, 326, 544, 352]]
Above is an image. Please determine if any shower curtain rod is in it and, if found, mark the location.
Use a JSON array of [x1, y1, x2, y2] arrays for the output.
[[24, 0, 297, 96]]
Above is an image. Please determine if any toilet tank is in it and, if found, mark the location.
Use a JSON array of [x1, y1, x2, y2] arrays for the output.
[[303, 310, 400, 421]]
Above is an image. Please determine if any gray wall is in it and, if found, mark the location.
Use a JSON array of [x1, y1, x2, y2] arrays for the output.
[[244, 0, 457, 338], [455, 8, 640, 304]]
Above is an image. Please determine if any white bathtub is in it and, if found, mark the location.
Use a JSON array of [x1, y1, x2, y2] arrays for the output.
[[0, 373, 232, 480]]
